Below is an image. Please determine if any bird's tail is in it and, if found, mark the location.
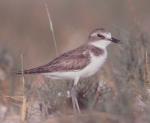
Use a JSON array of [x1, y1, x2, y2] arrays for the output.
[[16, 67, 45, 75], [16, 69, 37, 75]]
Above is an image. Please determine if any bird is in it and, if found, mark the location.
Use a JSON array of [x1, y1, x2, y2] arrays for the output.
[[17, 28, 120, 112]]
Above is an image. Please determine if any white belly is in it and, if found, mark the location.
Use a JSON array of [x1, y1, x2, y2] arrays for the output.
[[43, 51, 107, 80]]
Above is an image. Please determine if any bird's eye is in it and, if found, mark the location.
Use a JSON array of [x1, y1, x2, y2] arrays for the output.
[[97, 34, 105, 39]]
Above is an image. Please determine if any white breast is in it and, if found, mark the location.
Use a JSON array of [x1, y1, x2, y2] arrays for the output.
[[78, 50, 107, 78]]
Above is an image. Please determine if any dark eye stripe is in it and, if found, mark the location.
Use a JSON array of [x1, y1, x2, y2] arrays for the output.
[[97, 34, 105, 39]]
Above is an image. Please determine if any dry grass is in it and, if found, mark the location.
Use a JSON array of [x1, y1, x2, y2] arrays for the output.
[[43, 0, 58, 56], [0, 0, 150, 123]]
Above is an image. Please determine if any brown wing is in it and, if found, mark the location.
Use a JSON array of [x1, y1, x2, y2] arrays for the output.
[[18, 45, 90, 74]]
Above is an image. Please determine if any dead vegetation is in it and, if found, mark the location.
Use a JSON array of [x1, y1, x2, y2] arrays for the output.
[[0, 0, 150, 123], [0, 31, 150, 122]]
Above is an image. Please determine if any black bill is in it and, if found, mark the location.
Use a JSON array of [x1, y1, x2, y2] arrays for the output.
[[110, 37, 120, 43]]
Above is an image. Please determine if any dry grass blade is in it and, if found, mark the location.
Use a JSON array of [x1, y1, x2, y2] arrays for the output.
[[144, 50, 150, 85], [20, 54, 27, 122], [3, 95, 23, 102], [43, 0, 58, 56]]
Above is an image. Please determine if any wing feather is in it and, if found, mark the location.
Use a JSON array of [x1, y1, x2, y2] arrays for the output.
[[20, 45, 90, 74]]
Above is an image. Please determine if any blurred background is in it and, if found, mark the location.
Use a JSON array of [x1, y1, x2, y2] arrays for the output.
[[0, 0, 150, 123]]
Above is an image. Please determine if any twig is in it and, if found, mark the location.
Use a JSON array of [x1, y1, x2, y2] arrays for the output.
[[43, 0, 58, 56]]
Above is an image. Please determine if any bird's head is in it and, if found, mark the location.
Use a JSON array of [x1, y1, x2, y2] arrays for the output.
[[89, 28, 120, 49]]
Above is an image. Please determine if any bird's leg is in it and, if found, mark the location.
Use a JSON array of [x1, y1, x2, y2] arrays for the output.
[[71, 77, 80, 113]]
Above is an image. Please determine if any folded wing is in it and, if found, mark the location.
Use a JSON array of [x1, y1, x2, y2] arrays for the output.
[[17, 46, 90, 74]]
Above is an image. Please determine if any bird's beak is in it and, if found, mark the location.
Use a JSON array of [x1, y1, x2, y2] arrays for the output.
[[110, 37, 120, 43]]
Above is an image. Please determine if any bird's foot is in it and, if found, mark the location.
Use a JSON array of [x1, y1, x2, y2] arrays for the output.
[[71, 86, 80, 113]]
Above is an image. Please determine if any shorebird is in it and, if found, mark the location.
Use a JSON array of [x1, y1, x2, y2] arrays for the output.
[[17, 28, 120, 112]]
